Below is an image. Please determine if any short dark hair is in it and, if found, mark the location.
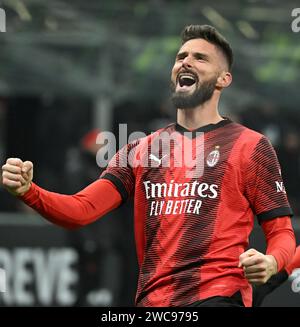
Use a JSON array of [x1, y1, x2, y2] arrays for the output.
[[181, 25, 233, 71]]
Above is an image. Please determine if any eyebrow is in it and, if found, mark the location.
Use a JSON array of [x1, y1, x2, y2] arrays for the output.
[[176, 51, 210, 61]]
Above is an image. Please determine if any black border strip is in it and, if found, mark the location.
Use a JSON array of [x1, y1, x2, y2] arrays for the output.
[[100, 173, 128, 203], [257, 206, 293, 224], [0, 306, 295, 324]]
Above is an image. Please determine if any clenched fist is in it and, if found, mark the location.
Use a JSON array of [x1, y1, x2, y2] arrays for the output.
[[239, 248, 278, 285], [1, 158, 33, 196]]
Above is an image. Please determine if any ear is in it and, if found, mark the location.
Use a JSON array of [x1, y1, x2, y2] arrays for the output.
[[216, 71, 232, 89]]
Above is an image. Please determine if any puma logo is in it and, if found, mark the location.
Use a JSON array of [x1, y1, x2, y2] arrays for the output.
[[149, 154, 168, 165]]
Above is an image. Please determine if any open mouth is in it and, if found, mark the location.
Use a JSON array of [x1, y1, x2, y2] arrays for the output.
[[176, 73, 197, 91]]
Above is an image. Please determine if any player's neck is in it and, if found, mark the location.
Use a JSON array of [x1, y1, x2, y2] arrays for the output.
[[176, 98, 223, 131]]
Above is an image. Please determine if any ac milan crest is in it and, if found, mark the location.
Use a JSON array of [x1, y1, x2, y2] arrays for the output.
[[206, 146, 220, 167]]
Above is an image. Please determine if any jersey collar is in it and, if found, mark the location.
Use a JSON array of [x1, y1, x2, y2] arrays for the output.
[[175, 118, 232, 138]]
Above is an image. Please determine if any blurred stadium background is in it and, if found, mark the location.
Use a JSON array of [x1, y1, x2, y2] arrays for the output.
[[0, 0, 300, 307]]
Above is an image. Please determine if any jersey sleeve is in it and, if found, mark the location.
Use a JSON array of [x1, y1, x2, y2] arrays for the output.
[[262, 217, 296, 271], [244, 136, 293, 223], [99, 141, 138, 203], [20, 179, 122, 229], [286, 246, 300, 275]]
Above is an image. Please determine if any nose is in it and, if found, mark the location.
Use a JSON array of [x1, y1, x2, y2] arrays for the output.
[[182, 55, 193, 68]]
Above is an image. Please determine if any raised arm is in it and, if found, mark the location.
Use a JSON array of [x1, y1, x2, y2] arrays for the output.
[[1, 158, 122, 228], [252, 245, 300, 307], [262, 216, 296, 272], [239, 216, 295, 285]]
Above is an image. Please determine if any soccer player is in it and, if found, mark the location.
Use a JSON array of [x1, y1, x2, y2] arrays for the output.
[[252, 246, 300, 307], [1, 25, 296, 307]]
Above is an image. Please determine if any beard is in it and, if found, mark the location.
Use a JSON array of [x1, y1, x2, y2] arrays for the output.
[[171, 76, 217, 109]]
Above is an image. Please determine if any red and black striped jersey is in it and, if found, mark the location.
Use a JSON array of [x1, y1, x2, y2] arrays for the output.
[[100, 119, 293, 307]]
